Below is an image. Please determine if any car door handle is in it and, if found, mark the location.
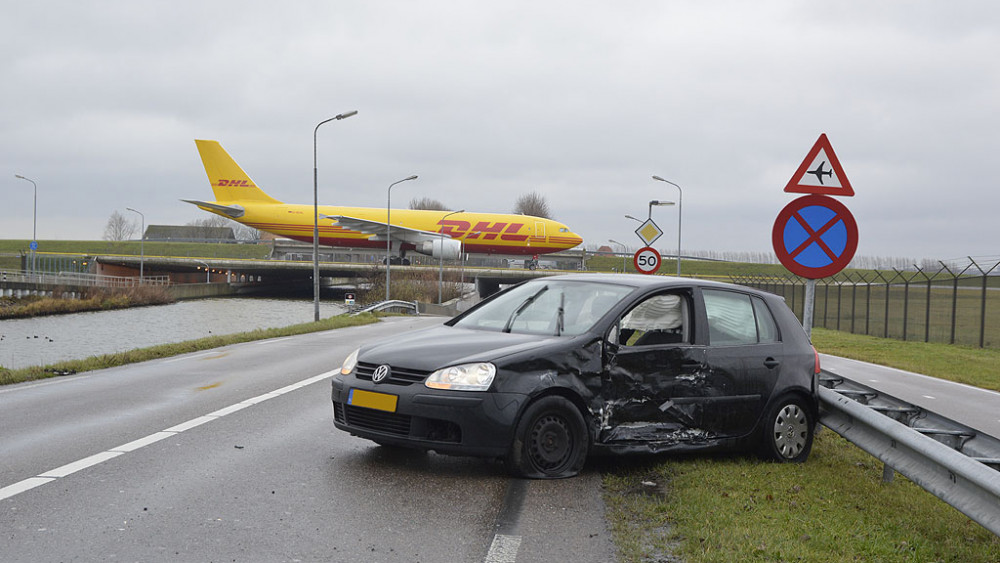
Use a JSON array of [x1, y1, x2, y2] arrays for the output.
[[763, 357, 780, 369]]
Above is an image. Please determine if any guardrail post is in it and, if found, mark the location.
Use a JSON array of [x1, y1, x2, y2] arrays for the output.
[[882, 463, 895, 483]]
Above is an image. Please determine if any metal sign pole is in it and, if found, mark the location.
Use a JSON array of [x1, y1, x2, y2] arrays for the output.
[[802, 278, 816, 339]]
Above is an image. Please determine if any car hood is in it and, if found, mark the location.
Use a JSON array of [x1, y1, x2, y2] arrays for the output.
[[358, 324, 563, 372]]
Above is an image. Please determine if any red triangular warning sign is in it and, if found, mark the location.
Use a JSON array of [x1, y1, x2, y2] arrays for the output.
[[784, 133, 854, 196]]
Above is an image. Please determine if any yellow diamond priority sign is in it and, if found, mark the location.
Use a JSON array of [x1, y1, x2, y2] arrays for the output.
[[635, 219, 663, 246]]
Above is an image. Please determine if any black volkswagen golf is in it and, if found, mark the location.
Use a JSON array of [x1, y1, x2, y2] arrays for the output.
[[332, 274, 820, 479]]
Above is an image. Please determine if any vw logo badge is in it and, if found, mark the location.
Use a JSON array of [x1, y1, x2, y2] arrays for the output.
[[372, 365, 391, 384]]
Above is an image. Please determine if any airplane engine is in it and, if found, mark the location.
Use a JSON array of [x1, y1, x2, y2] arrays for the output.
[[416, 238, 462, 261]]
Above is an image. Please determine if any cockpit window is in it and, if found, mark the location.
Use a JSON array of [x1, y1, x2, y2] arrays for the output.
[[452, 280, 632, 336]]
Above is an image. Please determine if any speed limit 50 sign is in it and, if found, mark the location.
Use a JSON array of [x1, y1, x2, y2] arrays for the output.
[[633, 247, 661, 275]]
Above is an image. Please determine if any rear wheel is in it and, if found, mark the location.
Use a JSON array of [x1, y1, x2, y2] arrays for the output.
[[759, 396, 814, 462], [506, 396, 588, 479]]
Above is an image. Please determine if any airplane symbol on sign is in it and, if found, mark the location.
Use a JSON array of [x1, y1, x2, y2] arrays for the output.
[[806, 161, 834, 185]]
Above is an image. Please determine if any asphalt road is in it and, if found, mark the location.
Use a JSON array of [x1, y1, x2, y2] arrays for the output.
[[0, 316, 616, 563], [821, 354, 1000, 438]]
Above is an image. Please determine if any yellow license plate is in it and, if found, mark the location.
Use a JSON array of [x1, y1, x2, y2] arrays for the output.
[[348, 388, 398, 413]]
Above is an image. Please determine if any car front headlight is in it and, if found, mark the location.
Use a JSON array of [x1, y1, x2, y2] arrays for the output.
[[425, 362, 496, 391], [340, 348, 359, 375]]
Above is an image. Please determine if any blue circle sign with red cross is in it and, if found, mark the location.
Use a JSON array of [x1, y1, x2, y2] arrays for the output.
[[772, 194, 858, 279]]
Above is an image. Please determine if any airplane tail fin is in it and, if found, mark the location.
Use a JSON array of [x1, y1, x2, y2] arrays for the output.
[[195, 140, 282, 204]]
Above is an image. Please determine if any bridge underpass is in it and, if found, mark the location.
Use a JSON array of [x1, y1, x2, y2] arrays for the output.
[[91, 256, 555, 299]]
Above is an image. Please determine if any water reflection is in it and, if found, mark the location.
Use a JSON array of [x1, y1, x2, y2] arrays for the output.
[[0, 298, 345, 370]]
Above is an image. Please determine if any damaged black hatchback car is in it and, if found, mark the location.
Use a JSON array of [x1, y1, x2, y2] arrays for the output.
[[332, 274, 820, 478]]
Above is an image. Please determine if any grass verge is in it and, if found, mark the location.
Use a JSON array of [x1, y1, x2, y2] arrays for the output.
[[604, 328, 1000, 561], [604, 431, 1000, 562], [0, 313, 379, 386]]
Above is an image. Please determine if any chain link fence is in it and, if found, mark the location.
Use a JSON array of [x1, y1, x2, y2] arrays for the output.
[[732, 259, 1000, 349]]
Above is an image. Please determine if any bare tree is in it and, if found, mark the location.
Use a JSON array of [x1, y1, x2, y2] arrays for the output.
[[409, 197, 449, 211], [512, 191, 552, 219], [232, 223, 261, 242], [103, 210, 137, 241], [186, 216, 259, 241]]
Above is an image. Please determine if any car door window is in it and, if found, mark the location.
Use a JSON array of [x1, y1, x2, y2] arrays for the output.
[[616, 293, 689, 346], [703, 289, 781, 345], [703, 289, 759, 345]]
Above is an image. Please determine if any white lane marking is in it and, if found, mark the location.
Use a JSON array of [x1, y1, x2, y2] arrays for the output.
[[0, 477, 56, 500], [922, 395, 936, 400], [163, 351, 220, 363], [39, 451, 124, 479], [484, 534, 522, 563], [255, 337, 294, 345], [0, 369, 339, 502], [0, 375, 88, 395]]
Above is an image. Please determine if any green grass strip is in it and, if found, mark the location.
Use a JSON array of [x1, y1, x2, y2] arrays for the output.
[[604, 431, 1000, 562], [604, 328, 1000, 560]]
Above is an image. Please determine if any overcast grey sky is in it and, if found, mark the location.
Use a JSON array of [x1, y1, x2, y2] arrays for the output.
[[3, 1, 998, 265]]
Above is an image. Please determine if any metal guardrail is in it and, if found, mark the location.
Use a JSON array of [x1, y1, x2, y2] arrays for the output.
[[0, 270, 169, 288], [819, 373, 1000, 536]]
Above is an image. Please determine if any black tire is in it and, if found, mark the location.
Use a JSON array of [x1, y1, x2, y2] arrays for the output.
[[759, 396, 814, 462], [506, 396, 589, 479]]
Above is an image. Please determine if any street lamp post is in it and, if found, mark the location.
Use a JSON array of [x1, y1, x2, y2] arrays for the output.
[[385, 175, 418, 301], [652, 175, 683, 276], [195, 260, 211, 283], [439, 209, 465, 303], [312, 110, 358, 322], [609, 239, 627, 273], [14, 174, 37, 276], [125, 207, 145, 281]]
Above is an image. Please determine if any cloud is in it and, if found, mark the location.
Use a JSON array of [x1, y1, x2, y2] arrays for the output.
[[2, 1, 998, 263]]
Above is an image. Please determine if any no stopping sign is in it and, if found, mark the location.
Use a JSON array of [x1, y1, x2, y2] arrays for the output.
[[772, 194, 858, 279], [633, 247, 661, 275]]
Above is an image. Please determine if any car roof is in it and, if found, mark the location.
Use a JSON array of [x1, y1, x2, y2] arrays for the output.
[[538, 273, 762, 293]]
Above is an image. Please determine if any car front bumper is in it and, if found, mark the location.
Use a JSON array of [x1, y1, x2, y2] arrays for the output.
[[331, 375, 528, 458]]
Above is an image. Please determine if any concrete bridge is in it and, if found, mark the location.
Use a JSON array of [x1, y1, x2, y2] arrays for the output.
[[2, 256, 561, 300], [93, 255, 557, 297]]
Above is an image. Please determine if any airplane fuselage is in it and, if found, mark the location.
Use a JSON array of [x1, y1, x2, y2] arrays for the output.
[[240, 202, 581, 255]]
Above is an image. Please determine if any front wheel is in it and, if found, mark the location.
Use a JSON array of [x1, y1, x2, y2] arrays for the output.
[[759, 396, 814, 463], [505, 396, 589, 479]]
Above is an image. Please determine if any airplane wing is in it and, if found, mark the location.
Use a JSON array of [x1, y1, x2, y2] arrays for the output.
[[181, 199, 245, 218], [322, 215, 447, 244]]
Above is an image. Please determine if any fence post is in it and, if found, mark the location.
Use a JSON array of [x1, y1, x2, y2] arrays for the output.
[[970, 258, 999, 349], [835, 277, 843, 331], [895, 268, 910, 341], [822, 280, 830, 329], [918, 265, 932, 343], [864, 273, 872, 336], [849, 272, 858, 334]]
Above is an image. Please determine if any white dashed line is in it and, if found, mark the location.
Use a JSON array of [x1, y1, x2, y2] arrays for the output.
[[485, 534, 522, 563], [0, 369, 337, 502]]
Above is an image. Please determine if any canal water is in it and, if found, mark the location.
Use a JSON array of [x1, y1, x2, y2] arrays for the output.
[[0, 298, 347, 370]]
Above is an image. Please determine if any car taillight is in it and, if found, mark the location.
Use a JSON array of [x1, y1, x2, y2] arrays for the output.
[[812, 346, 821, 374]]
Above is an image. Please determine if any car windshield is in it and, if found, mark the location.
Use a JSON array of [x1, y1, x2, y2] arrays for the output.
[[453, 280, 634, 336]]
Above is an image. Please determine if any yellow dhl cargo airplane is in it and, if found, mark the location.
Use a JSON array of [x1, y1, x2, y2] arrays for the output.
[[184, 140, 583, 262]]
